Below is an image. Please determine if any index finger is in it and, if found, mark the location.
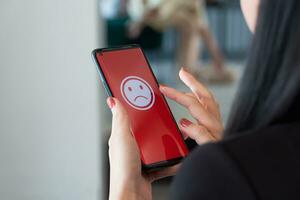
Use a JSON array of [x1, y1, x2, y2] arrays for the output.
[[159, 85, 198, 109], [159, 85, 220, 133], [179, 68, 214, 101]]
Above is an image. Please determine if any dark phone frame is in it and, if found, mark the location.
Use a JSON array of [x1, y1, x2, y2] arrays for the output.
[[91, 44, 188, 171]]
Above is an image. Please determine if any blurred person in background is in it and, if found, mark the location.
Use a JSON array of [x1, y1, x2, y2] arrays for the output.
[[126, 0, 234, 84], [107, 0, 300, 199], [100, 0, 128, 18]]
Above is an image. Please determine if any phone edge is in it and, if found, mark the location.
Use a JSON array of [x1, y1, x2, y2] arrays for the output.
[[91, 45, 188, 171]]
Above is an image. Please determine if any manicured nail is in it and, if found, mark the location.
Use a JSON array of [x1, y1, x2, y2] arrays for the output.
[[180, 118, 192, 128], [182, 131, 188, 139], [106, 97, 115, 109]]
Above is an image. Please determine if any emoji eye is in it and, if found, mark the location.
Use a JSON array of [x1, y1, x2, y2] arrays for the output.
[[128, 87, 132, 91], [139, 85, 143, 90]]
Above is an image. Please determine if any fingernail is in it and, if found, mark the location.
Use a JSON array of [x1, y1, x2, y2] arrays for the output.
[[182, 131, 188, 139], [106, 97, 115, 109], [181, 67, 188, 72], [180, 118, 192, 128], [159, 85, 166, 91]]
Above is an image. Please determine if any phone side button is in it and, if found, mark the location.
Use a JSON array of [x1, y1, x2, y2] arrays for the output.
[[102, 81, 112, 97]]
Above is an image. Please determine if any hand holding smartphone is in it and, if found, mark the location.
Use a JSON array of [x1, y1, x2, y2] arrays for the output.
[[92, 45, 188, 171]]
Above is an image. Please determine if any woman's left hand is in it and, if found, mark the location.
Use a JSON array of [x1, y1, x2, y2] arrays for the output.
[[106, 97, 151, 200], [107, 98, 177, 200]]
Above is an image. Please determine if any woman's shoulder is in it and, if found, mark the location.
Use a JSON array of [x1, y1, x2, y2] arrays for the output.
[[170, 142, 257, 200], [170, 121, 300, 200], [220, 121, 300, 200]]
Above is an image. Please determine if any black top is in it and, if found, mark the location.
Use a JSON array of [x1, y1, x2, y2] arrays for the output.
[[170, 121, 300, 200]]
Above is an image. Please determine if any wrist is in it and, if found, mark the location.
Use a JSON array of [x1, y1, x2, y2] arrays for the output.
[[109, 186, 142, 200], [109, 177, 150, 200]]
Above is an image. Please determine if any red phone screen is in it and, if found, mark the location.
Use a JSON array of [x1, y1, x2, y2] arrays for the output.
[[94, 47, 188, 166]]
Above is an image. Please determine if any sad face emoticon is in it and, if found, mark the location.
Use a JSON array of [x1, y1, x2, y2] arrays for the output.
[[120, 76, 155, 110]]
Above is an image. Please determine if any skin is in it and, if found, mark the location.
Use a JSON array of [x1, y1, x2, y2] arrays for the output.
[[240, 0, 260, 32], [107, 1, 260, 199]]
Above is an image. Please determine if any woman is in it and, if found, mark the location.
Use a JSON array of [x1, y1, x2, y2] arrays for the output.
[[107, 0, 300, 199], [127, 0, 234, 84]]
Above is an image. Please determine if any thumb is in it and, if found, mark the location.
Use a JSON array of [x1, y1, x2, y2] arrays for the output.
[[107, 97, 127, 116], [107, 97, 131, 136]]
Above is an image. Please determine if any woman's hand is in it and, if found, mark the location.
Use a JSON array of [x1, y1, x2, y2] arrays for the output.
[[107, 68, 223, 199], [107, 97, 152, 200], [107, 97, 179, 200], [160, 68, 223, 144]]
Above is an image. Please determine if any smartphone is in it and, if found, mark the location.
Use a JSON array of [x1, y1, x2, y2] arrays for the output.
[[92, 45, 188, 170]]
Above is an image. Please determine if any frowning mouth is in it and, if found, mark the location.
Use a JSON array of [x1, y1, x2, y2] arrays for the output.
[[134, 95, 148, 101]]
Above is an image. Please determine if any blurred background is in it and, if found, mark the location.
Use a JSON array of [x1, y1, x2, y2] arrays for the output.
[[0, 0, 251, 199]]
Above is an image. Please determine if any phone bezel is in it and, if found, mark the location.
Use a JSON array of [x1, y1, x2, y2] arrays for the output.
[[91, 44, 188, 171]]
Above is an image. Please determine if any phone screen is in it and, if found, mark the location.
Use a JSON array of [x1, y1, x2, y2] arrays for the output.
[[94, 46, 188, 167]]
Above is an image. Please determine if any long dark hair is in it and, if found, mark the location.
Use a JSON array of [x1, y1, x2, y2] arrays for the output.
[[225, 0, 300, 135]]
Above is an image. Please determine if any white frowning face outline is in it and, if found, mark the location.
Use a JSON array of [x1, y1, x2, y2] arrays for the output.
[[120, 76, 155, 110]]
